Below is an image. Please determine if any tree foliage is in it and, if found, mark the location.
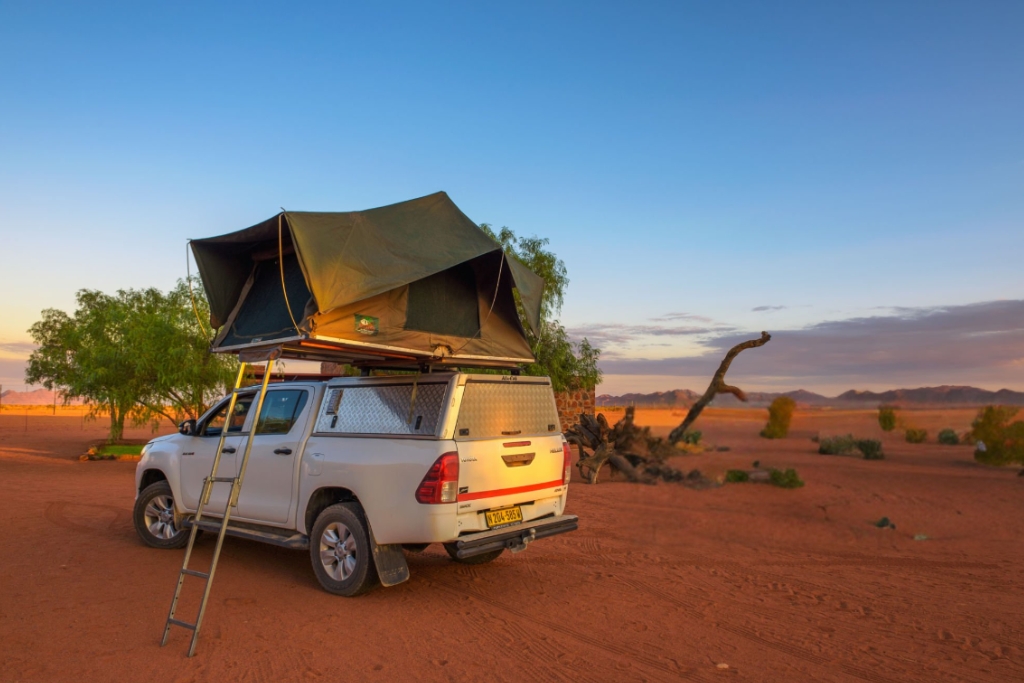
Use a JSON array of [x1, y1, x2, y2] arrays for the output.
[[480, 223, 601, 392], [760, 396, 796, 439], [970, 406, 1024, 465], [878, 405, 897, 431], [26, 279, 236, 442]]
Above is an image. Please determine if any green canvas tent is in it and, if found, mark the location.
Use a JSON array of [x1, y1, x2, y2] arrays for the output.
[[190, 192, 544, 368]]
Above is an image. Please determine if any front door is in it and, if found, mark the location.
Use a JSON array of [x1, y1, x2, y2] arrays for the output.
[[236, 388, 313, 525], [180, 394, 253, 513]]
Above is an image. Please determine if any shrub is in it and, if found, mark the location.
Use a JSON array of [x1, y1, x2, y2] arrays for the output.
[[725, 469, 749, 483], [680, 430, 702, 445], [818, 434, 857, 455], [937, 429, 959, 445], [856, 439, 884, 460], [878, 406, 897, 432], [905, 428, 927, 444], [970, 406, 1024, 465], [769, 468, 804, 488], [761, 396, 796, 439]]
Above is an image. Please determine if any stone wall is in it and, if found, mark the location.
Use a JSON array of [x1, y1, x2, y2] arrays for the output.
[[554, 387, 596, 433]]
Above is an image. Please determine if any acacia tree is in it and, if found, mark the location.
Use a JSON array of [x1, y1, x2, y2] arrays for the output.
[[480, 224, 601, 392], [26, 280, 236, 442], [27, 290, 150, 442]]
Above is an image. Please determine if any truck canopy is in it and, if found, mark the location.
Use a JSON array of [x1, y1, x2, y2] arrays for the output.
[[190, 192, 545, 368]]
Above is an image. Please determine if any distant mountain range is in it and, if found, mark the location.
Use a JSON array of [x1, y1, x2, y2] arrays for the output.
[[597, 385, 1024, 408], [0, 388, 84, 406]]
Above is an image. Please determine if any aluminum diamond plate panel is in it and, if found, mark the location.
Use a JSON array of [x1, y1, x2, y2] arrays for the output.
[[455, 381, 559, 440], [315, 383, 447, 436]]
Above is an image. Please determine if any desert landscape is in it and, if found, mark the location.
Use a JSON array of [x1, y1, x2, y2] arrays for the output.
[[2, 405, 1021, 682]]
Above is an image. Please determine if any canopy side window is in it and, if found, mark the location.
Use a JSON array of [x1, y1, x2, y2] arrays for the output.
[[314, 383, 448, 436]]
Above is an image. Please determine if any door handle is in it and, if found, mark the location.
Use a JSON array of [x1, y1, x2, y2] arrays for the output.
[[222, 446, 236, 453], [273, 448, 293, 455]]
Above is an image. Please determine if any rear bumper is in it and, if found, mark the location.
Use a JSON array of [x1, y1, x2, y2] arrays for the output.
[[453, 514, 578, 559]]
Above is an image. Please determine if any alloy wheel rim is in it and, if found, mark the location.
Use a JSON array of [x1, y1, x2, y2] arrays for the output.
[[144, 494, 179, 539], [319, 522, 357, 581]]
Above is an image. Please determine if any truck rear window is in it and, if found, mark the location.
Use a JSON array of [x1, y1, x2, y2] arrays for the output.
[[454, 381, 560, 440]]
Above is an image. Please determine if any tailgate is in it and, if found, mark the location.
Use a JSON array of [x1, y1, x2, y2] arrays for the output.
[[452, 378, 565, 513]]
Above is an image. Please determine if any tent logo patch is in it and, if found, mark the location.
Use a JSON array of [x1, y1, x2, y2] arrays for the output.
[[355, 314, 379, 336]]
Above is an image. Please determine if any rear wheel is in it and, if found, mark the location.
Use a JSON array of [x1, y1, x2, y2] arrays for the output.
[[133, 481, 189, 549], [444, 542, 504, 565], [310, 503, 380, 597]]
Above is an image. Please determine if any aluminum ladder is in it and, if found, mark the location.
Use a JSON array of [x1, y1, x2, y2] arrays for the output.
[[160, 359, 275, 657]]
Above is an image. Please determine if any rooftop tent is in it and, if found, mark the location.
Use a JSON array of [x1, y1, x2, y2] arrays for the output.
[[190, 192, 545, 368]]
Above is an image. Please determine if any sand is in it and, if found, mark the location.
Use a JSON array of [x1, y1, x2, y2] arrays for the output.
[[1, 408, 1021, 682]]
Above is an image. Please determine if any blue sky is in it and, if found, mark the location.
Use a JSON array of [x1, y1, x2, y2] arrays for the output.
[[1, 2, 1022, 394]]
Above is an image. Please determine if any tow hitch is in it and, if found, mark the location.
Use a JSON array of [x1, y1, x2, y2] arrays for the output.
[[452, 514, 577, 559]]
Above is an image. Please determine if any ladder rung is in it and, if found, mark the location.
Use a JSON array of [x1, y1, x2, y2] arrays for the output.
[[209, 476, 237, 483], [167, 618, 197, 631], [181, 569, 209, 579]]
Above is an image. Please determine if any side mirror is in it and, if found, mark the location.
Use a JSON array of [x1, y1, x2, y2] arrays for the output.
[[179, 419, 197, 436]]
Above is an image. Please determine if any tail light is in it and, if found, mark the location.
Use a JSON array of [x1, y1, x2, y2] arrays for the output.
[[562, 442, 572, 485], [415, 452, 460, 504]]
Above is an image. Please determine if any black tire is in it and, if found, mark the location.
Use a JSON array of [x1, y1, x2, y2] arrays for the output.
[[133, 481, 190, 549], [444, 542, 504, 565], [309, 503, 380, 597]]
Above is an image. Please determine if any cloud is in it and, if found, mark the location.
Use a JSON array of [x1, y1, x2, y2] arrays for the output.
[[648, 312, 715, 323], [0, 341, 36, 355], [599, 300, 1024, 389], [567, 322, 735, 348], [752, 305, 787, 312]]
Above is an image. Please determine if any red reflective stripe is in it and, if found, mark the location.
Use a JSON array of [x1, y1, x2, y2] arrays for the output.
[[457, 479, 563, 502]]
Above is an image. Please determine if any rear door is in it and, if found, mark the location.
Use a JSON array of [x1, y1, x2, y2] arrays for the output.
[[236, 387, 314, 525], [452, 377, 564, 514]]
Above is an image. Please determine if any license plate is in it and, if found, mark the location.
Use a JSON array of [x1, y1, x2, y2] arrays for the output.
[[484, 506, 523, 529]]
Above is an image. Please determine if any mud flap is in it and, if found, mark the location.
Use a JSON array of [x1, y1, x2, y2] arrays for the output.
[[368, 528, 410, 587]]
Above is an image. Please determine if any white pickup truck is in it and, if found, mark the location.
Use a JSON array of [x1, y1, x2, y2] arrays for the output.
[[133, 372, 577, 596]]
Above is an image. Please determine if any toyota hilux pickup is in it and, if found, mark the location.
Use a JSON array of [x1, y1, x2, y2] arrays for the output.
[[133, 372, 577, 596]]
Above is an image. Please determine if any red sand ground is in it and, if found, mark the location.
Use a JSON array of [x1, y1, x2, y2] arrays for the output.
[[1, 408, 1022, 682]]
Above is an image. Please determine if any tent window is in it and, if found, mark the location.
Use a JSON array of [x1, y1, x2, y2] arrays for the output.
[[404, 262, 480, 338], [219, 254, 311, 346]]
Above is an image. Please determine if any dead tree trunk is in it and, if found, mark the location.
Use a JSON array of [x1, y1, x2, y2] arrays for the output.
[[667, 331, 771, 444], [566, 331, 772, 485]]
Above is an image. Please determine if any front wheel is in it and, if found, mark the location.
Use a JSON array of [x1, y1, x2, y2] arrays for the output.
[[133, 481, 189, 549], [310, 503, 380, 597], [444, 542, 504, 565]]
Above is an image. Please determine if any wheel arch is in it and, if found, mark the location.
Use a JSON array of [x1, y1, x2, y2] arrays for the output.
[[138, 468, 168, 492], [303, 486, 360, 535]]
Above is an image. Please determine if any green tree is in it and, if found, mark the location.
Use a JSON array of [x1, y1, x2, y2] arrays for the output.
[[878, 405, 897, 431], [970, 406, 1024, 465], [760, 396, 796, 439], [125, 280, 237, 426], [480, 224, 601, 392], [26, 280, 236, 442]]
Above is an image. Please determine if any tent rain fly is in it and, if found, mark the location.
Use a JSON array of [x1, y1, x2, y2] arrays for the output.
[[190, 192, 545, 369]]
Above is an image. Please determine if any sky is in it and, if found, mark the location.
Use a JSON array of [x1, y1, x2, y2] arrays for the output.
[[1, 2, 1022, 396]]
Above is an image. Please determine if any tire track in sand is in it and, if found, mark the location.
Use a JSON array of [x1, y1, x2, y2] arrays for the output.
[[617, 576, 949, 683], [425, 575, 711, 682]]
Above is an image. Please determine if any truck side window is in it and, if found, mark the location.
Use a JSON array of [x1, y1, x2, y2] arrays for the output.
[[256, 390, 310, 435], [203, 396, 254, 437]]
